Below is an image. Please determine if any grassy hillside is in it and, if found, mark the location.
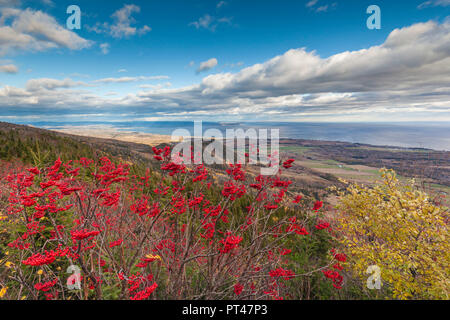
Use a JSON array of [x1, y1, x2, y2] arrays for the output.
[[0, 122, 159, 167]]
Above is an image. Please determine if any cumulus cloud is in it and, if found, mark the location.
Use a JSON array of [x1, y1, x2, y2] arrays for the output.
[[0, 8, 92, 56], [0, 77, 93, 108], [110, 4, 150, 37], [87, 4, 151, 38], [0, 21, 449, 122], [197, 58, 218, 73], [0, 85, 31, 98], [0, 64, 18, 73], [123, 20, 450, 120], [196, 21, 450, 97]]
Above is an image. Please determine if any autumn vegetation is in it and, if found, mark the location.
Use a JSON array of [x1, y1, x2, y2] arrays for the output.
[[335, 170, 449, 299], [0, 126, 447, 300]]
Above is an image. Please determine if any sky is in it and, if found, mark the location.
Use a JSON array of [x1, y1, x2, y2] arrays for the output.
[[0, 0, 449, 123]]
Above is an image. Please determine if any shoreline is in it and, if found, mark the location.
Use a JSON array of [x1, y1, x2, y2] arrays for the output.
[[48, 125, 174, 146], [45, 124, 448, 152]]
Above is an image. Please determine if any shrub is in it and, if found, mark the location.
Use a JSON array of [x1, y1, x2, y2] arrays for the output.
[[0, 150, 337, 300], [335, 169, 449, 299]]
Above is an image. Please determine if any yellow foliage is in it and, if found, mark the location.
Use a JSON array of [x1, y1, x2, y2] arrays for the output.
[[336, 169, 449, 299], [145, 254, 162, 261], [0, 287, 7, 298]]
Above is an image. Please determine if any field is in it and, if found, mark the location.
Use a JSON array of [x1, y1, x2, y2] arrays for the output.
[[278, 140, 449, 201]]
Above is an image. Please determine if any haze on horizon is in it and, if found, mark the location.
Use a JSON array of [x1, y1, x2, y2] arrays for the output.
[[0, 0, 449, 124]]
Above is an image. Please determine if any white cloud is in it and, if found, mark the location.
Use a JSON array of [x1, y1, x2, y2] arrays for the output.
[[190, 14, 213, 30], [0, 0, 20, 8], [100, 43, 110, 54], [110, 4, 151, 38], [139, 82, 172, 90], [88, 4, 151, 38], [306, 0, 318, 7], [197, 21, 450, 97], [41, 0, 54, 6], [418, 0, 450, 9], [316, 5, 329, 12], [197, 58, 218, 73], [189, 14, 232, 31], [118, 69, 127, 73], [0, 64, 18, 73], [138, 25, 151, 35], [0, 21, 449, 122], [25, 78, 87, 91], [93, 75, 170, 84], [306, 1, 336, 13], [217, 1, 227, 9], [0, 85, 30, 97], [0, 8, 92, 56]]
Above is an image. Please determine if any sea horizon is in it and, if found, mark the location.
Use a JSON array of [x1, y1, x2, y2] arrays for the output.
[[4, 120, 450, 152]]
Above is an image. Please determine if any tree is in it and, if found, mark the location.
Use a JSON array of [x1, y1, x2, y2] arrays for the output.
[[336, 169, 449, 299]]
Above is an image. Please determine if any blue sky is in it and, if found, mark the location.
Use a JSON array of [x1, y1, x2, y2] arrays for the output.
[[0, 0, 449, 123]]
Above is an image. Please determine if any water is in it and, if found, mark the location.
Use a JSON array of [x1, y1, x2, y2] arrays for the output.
[[6, 120, 450, 151]]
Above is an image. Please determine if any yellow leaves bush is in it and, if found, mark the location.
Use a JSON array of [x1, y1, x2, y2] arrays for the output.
[[336, 169, 449, 299], [0, 286, 7, 298]]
